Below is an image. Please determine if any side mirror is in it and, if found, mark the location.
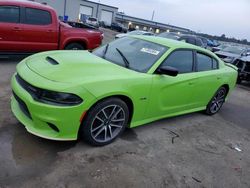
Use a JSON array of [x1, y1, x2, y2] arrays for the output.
[[156, 66, 179, 77]]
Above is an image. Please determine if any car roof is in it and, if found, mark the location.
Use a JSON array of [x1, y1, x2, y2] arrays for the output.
[[1, 0, 54, 10], [131, 35, 216, 56]]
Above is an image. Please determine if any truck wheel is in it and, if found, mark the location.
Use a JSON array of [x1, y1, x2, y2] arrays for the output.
[[65, 43, 85, 50]]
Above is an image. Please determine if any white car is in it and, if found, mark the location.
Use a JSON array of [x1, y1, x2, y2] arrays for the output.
[[115, 30, 154, 39], [86, 17, 99, 28]]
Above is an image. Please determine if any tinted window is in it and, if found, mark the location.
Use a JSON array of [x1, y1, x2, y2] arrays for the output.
[[197, 53, 214, 71], [187, 37, 196, 45], [161, 50, 193, 73], [25, 8, 51, 25], [212, 58, 218, 69], [0, 6, 19, 23], [196, 39, 203, 47]]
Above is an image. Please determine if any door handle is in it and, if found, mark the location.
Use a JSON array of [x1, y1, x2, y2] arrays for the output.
[[217, 77, 222, 80], [188, 82, 194, 85], [47, 29, 53, 32]]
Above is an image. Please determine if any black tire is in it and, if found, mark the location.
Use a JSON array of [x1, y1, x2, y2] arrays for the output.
[[65, 43, 85, 50], [205, 87, 227, 115], [81, 98, 129, 146], [236, 77, 242, 84]]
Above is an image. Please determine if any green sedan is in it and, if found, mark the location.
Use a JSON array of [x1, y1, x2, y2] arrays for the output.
[[11, 36, 238, 145]]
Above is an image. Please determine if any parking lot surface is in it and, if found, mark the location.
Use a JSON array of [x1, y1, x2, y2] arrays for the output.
[[1, 29, 250, 188]]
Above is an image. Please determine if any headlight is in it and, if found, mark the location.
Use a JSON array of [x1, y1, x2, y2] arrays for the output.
[[37, 90, 83, 106], [15, 74, 82, 106]]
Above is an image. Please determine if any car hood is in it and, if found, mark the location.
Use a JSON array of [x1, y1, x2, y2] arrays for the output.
[[215, 51, 240, 58], [238, 55, 250, 62], [116, 33, 127, 38], [25, 51, 136, 84]]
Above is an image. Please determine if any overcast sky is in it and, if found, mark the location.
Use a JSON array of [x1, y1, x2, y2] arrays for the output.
[[92, 0, 250, 41]]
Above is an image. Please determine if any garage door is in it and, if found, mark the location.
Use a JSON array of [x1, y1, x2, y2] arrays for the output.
[[79, 5, 93, 16], [100, 10, 113, 25]]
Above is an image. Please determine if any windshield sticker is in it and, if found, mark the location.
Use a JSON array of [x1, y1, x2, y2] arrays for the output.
[[140, 48, 160, 55]]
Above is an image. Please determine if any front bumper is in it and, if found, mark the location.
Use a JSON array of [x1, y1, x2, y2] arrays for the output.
[[11, 73, 95, 141]]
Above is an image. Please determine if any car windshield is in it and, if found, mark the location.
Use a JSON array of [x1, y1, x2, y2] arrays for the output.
[[222, 46, 245, 55], [127, 30, 145, 35], [93, 37, 168, 73], [158, 32, 180, 40]]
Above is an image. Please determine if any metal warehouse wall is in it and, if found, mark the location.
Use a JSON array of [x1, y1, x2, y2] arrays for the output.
[[34, 0, 118, 22], [34, 0, 65, 18]]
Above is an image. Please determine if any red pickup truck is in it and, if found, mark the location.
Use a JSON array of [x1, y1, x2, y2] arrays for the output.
[[0, 0, 103, 53]]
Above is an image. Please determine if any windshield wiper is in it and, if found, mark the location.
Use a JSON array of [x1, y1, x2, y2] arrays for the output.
[[102, 44, 109, 58], [116, 48, 130, 68]]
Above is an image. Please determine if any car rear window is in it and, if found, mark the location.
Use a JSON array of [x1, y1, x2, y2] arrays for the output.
[[24, 8, 52, 25], [0, 6, 20, 23], [88, 17, 97, 21]]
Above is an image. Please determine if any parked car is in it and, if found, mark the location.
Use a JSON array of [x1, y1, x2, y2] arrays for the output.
[[215, 46, 247, 63], [111, 22, 127, 33], [115, 30, 154, 39], [65, 21, 104, 38], [232, 55, 250, 83], [157, 32, 180, 40], [99, 21, 110, 28], [178, 35, 206, 48], [86, 17, 99, 28], [11, 35, 237, 145], [212, 44, 229, 52], [0, 0, 103, 53]]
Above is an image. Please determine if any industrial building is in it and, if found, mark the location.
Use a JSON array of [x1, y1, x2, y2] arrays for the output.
[[33, 0, 192, 33]]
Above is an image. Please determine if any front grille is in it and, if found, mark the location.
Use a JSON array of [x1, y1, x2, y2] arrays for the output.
[[13, 91, 32, 119], [15, 74, 41, 99]]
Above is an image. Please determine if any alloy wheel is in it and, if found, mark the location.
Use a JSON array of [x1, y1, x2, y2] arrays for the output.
[[209, 88, 226, 114], [90, 105, 126, 143]]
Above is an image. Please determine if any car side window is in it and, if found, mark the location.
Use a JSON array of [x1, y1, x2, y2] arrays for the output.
[[161, 50, 194, 73], [24, 8, 52, 25], [196, 39, 203, 47], [187, 38, 196, 45], [212, 58, 219, 69], [0, 6, 20, 23], [196, 52, 216, 71]]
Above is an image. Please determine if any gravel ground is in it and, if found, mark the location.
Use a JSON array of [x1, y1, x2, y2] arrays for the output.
[[0, 29, 250, 188]]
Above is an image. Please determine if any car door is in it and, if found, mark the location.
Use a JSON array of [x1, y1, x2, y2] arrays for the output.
[[191, 51, 224, 107], [18, 7, 58, 52], [145, 50, 199, 119], [0, 5, 23, 52]]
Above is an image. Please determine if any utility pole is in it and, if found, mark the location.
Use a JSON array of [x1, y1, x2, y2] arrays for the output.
[[63, 0, 67, 17], [151, 10, 155, 21], [96, 0, 100, 18]]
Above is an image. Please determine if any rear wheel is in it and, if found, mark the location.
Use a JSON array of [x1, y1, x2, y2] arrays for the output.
[[205, 87, 227, 115], [81, 98, 129, 146], [236, 77, 242, 84], [65, 43, 85, 50]]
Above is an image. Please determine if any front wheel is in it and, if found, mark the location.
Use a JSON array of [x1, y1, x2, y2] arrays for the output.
[[81, 98, 129, 146], [205, 87, 227, 115], [65, 43, 85, 50]]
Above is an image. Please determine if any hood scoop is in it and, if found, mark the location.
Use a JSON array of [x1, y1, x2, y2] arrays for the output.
[[46, 56, 59, 65]]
